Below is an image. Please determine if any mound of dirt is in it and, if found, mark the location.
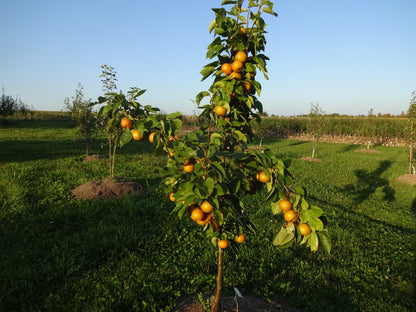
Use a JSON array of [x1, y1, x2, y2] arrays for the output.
[[176, 295, 302, 312], [300, 156, 323, 162], [71, 176, 147, 200], [354, 148, 381, 154], [395, 174, 416, 186], [83, 154, 105, 162]]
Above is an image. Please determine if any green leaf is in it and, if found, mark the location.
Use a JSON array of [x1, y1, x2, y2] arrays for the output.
[[137, 89, 146, 96], [299, 232, 310, 245], [210, 132, 223, 145], [211, 161, 226, 179], [200, 66, 217, 81], [193, 185, 203, 198], [299, 209, 311, 223], [208, 19, 216, 33], [307, 232, 319, 252], [271, 201, 281, 215], [206, 44, 224, 59], [286, 222, 295, 233], [171, 119, 183, 132], [167, 111, 182, 120], [214, 8, 226, 28], [266, 180, 273, 192], [207, 145, 218, 159], [246, 96, 254, 109], [144, 105, 160, 113], [273, 225, 295, 246], [196, 91, 211, 105], [317, 231, 331, 254], [230, 6, 239, 16], [294, 186, 305, 196], [301, 198, 309, 210], [213, 209, 224, 225], [310, 205, 323, 217], [234, 180, 241, 193], [252, 80, 262, 96], [263, 6, 278, 17], [233, 130, 247, 143], [292, 194, 301, 209], [215, 184, 225, 196], [205, 177, 215, 196], [309, 216, 324, 231], [119, 130, 132, 147], [175, 203, 188, 218]]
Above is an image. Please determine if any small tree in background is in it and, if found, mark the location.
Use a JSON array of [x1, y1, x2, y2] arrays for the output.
[[0, 87, 31, 120], [93, 65, 156, 178], [65, 83, 95, 156], [252, 117, 269, 147], [407, 91, 416, 174], [307, 102, 326, 158]]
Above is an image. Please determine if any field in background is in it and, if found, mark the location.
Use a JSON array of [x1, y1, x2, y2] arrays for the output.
[[0, 118, 415, 311], [5, 110, 410, 144], [252, 116, 408, 144]]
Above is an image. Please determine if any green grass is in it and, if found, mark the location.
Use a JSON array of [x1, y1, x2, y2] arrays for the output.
[[0, 120, 415, 311]]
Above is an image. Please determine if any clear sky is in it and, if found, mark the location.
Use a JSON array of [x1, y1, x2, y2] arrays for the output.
[[1, 0, 415, 116]]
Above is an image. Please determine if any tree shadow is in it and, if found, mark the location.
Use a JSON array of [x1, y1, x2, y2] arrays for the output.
[[289, 141, 307, 146], [341, 144, 359, 153], [0, 190, 176, 311], [411, 197, 416, 217], [0, 138, 154, 163], [255, 137, 283, 146], [343, 160, 395, 204]]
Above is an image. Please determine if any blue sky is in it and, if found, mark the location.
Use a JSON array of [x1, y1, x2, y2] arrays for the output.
[[1, 0, 415, 116]]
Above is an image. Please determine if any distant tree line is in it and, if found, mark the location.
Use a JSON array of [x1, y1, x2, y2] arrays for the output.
[[0, 87, 31, 119], [251, 114, 409, 141]]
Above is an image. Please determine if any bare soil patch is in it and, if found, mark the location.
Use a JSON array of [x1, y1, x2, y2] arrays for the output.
[[83, 154, 105, 162], [285, 134, 406, 147], [300, 156, 323, 162], [395, 174, 416, 186], [71, 176, 147, 200], [176, 295, 302, 312], [354, 148, 381, 154]]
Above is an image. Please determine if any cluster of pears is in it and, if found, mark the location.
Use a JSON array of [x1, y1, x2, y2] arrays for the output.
[[279, 199, 311, 236], [215, 45, 252, 117]]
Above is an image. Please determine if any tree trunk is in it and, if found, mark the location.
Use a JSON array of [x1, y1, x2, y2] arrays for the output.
[[111, 144, 117, 178], [410, 143, 414, 174], [108, 138, 112, 177], [210, 246, 224, 312], [311, 139, 317, 158], [86, 135, 92, 157]]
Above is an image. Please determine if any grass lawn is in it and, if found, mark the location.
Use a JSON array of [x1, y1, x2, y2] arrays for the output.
[[0, 120, 415, 311]]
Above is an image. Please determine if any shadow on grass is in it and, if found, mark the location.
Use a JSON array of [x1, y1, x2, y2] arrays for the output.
[[343, 160, 395, 204], [0, 190, 177, 311], [304, 194, 416, 310], [411, 197, 416, 218], [250, 137, 283, 147], [0, 139, 154, 163], [0, 140, 85, 163], [0, 119, 74, 129], [341, 144, 360, 153], [289, 141, 307, 146]]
